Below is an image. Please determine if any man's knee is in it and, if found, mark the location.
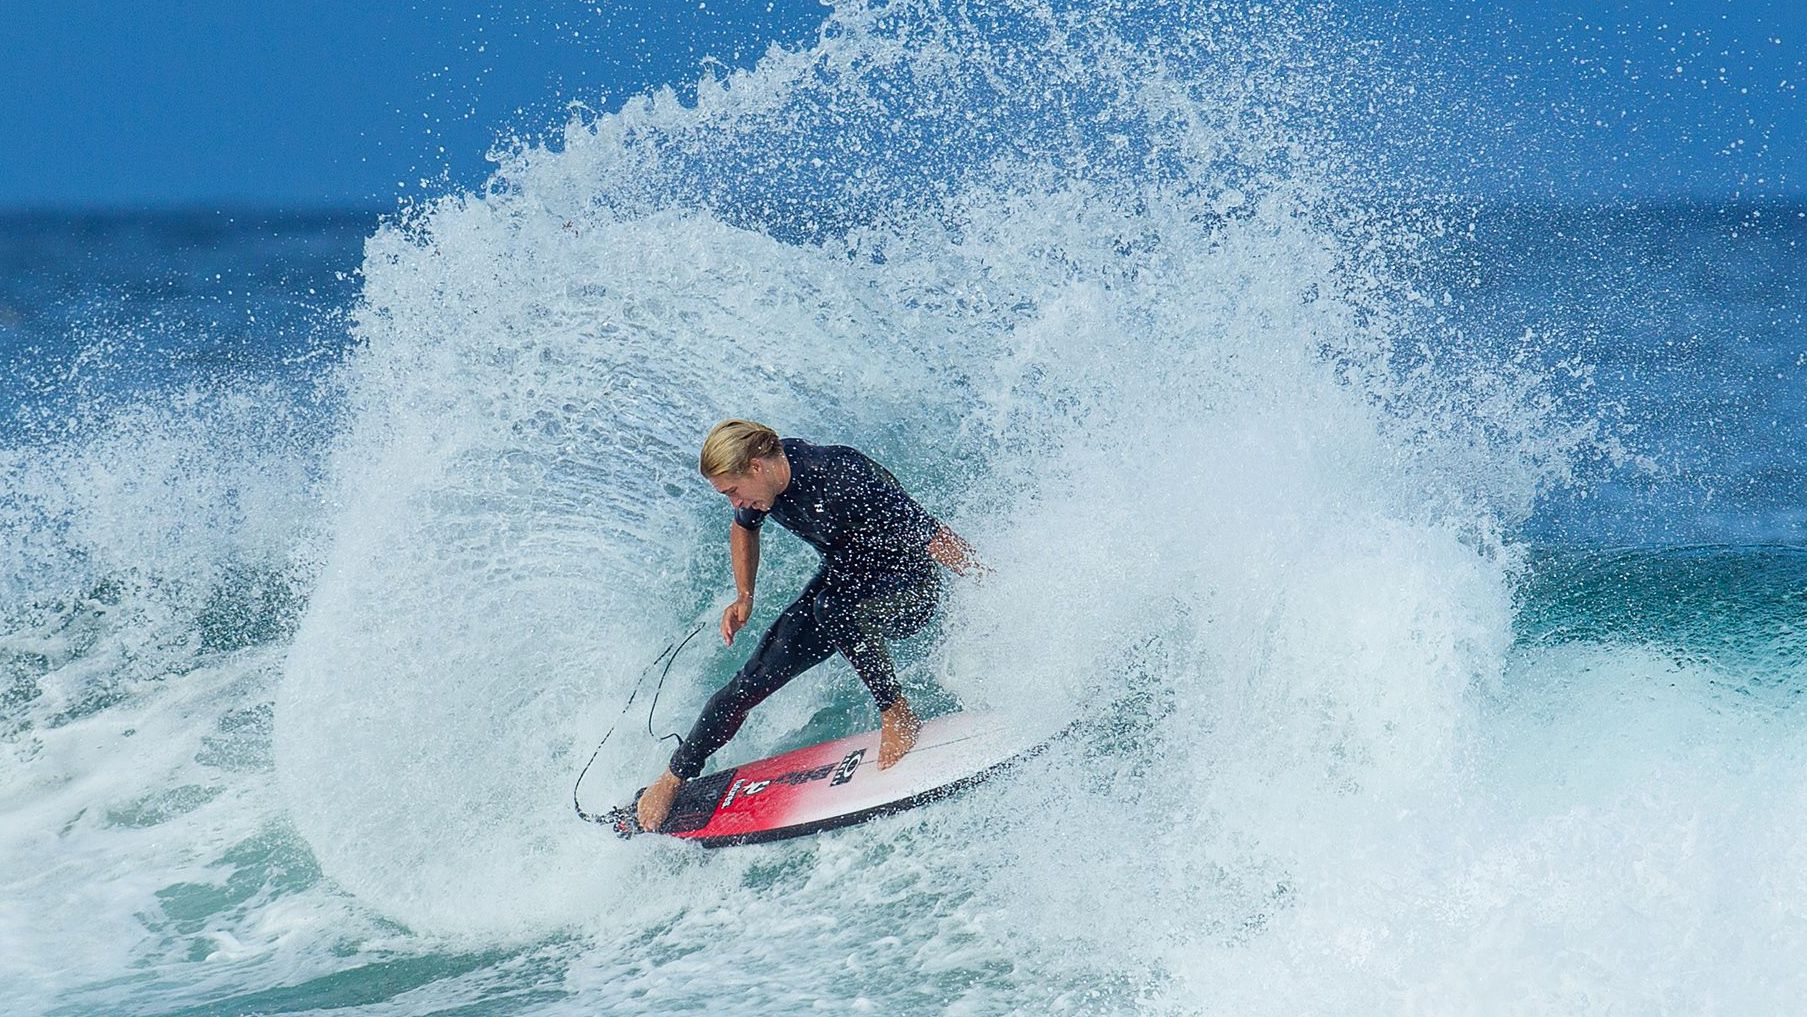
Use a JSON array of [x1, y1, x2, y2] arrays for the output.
[[809, 586, 836, 626], [705, 678, 749, 716], [814, 586, 874, 646]]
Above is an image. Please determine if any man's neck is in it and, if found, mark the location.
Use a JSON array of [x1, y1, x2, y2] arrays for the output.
[[773, 451, 793, 495]]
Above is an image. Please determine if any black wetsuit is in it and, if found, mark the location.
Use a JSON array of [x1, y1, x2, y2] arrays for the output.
[[669, 438, 943, 780]]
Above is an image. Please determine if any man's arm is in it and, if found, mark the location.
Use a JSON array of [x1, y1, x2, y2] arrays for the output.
[[927, 523, 986, 577], [721, 521, 761, 645]]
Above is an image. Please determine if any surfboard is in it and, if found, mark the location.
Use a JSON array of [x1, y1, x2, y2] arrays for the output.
[[588, 712, 1042, 848]]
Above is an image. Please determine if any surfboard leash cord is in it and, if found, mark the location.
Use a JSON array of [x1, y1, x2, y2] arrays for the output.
[[572, 621, 706, 823]]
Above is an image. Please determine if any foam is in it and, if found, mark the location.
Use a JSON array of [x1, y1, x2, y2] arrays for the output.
[[274, 0, 1569, 955]]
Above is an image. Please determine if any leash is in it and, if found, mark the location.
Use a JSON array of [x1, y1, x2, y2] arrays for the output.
[[572, 621, 707, 822]]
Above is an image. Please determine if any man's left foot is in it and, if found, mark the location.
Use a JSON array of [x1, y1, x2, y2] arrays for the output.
[[878, 700, 922, 770]]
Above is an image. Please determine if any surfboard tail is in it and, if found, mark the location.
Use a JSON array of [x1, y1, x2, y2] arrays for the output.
[[602, 803, 641, 839]]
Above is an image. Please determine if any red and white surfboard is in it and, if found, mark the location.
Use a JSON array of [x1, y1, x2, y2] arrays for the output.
[[595, 712, 1042, 847]]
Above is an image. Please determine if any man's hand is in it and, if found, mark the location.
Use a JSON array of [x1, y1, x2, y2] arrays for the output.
[[927, 524, 989, 579], [878, 699, 922, 770], [637, 768, 683, 833], [720, 597, 752, 646]]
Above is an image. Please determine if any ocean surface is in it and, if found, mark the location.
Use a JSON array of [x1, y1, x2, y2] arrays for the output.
[[4, 4, 1805, 1015]]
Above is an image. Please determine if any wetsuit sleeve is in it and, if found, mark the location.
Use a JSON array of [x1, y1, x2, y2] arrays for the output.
[[859, 456, 940, 548], [733, 505, 767, 530]]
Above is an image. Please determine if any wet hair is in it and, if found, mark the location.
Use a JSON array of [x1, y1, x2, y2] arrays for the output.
[[699, 419, 782, 478]]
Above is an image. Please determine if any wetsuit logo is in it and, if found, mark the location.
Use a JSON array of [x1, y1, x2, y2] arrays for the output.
[[831, 749, 865, 786]]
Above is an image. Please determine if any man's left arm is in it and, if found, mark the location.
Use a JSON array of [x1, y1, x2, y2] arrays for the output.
[[856, 449, 987, 577]]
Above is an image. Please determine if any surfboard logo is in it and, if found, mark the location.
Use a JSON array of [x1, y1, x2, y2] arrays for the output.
[[720, 778, 747, 808], [720, 756, 858, 809], [830, 749, 865, 786]]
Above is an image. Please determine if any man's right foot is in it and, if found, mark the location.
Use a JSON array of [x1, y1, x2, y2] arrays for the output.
[[636, 769, 683, 832]]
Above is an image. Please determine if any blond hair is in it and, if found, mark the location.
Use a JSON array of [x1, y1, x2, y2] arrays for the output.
[[699, 419, 782, 478]]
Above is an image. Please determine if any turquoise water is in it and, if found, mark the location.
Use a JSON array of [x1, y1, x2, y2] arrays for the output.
[[4, 3, 1806, 1014]]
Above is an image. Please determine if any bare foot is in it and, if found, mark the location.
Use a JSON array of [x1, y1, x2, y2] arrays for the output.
[[636, 769, 683, 832], [878, 700, 922, 770]]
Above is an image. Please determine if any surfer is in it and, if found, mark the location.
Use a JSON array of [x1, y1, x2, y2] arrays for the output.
[[637, 420, 985, 832]]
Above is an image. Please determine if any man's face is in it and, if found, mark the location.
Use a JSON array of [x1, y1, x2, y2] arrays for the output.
[[710, 457, 780, 512]]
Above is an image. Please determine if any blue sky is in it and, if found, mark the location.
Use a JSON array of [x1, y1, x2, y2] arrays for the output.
[[0, 0, 824, 210], [0, 1, 1799, 209]]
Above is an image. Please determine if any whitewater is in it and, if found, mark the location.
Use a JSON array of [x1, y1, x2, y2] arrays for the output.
[[4, 2, 1805, 1014]]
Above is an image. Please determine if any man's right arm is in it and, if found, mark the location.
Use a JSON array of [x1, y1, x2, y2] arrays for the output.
[[721, 521, 761, 645]]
